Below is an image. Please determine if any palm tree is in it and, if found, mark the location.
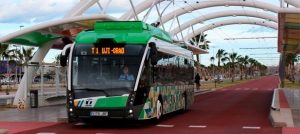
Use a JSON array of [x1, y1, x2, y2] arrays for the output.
[[15, 47, 35, 66], [190, 34, 210, 62], [210, 56, 215, 77], [285, 53, 299, 83], [248, 58, 258, 78], [0, 43, 9, 91], [228, 52, 240, 82], [216, 49, 227, 67], [215, 49, 228, 75], [237, 55, 250, 80], [0, 43, 16, 94], [13, 47, 35, 86], [243, 55, 249, 79], [237, 56, 245, 80]]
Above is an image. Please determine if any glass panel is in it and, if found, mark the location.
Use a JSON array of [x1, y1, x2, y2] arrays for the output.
[[71, 44, 145, 94]]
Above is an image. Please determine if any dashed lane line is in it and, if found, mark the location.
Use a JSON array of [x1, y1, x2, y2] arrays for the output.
[[36, 133, 56, 134], [156, 124, 174, 128], [188, 125, 207, 128], [242, 126, 261, 129]]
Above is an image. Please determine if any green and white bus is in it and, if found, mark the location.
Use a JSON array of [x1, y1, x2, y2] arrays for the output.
[[60, 21, 195, 122]]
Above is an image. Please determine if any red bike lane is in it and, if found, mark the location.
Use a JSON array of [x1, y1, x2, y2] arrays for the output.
[[3, 76, 283, 134]]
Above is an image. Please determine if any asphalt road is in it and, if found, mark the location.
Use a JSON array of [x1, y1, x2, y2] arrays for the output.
[[4, 76, 282, 134]]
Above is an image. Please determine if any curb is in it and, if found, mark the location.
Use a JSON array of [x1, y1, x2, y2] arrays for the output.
[[269, 89, 294, 127], [194, 89, 215, 96]]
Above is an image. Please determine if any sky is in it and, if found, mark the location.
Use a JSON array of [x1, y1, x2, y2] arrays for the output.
[[0, 0, 285, 66]]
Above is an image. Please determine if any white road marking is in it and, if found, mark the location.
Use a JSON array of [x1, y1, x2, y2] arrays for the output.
[[188, 125, 207, 128], [253, 88, 258, 90], [36, 133, 56, 134], [244, 88, 250, 90], [156, 124, 174, 128], [242, 126, 261, 129], [96, 133, 114, 134]]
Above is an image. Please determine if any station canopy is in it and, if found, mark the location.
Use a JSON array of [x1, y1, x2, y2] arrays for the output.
[[7, 21, 97, 49], [278, 13, 300, 53]]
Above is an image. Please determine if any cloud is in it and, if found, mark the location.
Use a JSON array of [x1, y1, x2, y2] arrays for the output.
[[0, 0, 78, 23]]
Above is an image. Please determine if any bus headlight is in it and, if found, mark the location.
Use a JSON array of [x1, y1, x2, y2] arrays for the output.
[[128, 109, 134, 118], [128, 93, 135, 106]]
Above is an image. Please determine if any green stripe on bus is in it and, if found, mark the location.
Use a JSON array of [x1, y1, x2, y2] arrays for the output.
[[94, 96, 128, 108]]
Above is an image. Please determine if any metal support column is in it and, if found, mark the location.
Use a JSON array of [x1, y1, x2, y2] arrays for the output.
[[176, 16, 184, 41], [129, 0, 139, 21], [40, 66, 44, 96], [55, 67, 60, 96], [155, 4, 166, 30]]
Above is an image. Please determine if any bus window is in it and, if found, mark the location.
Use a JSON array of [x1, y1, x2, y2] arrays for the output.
[[71, 44, 145, 98]]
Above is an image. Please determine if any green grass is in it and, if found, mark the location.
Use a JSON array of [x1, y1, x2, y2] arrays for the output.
[[283, 79, 300, 89], [200, 77, 256, 90]]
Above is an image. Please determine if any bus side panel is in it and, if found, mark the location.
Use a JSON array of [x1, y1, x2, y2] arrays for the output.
[[138, 86, 159, 120], [185, 84, 194, 109], [138, 84, 194, 120], [161, 85, 183, 113]]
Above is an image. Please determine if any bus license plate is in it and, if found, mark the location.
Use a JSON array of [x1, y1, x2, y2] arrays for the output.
[[90, 111, 108, 117]]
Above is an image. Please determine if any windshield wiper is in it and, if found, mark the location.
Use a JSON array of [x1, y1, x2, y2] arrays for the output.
[[80, 88, 110, 96]]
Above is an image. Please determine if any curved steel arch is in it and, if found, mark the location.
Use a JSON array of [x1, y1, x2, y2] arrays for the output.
[[62, 0, 300, 23], [170, 10, 277, 35], [64, 0, 165, 20], [158, 0, 280, 25], [65, 0, 100, 18], [184, 18, 278, 41], [285, 0, 300, 7], [120, 0, 164, 20]]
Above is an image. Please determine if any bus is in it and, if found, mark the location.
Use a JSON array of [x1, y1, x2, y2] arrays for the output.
[[60, 21, 195, 122]]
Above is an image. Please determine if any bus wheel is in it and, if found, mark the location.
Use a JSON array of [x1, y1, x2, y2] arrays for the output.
[[156, 99, 163, 120]]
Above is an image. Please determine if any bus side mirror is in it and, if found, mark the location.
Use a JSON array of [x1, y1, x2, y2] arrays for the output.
[[60, 44, 71, 67], [149, 42, 158, 66]]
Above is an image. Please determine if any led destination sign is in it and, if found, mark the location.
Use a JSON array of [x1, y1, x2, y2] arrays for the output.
[[91, 47, 125, 55]]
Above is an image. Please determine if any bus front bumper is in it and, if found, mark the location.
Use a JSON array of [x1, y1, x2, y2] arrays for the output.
[[71, 106, 143, 120]]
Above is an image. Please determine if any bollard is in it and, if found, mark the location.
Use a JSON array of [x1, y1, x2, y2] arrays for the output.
[[30, 90, 38, 108]]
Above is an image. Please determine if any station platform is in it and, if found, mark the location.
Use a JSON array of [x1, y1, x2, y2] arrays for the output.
[[270, 88, 300, 130]]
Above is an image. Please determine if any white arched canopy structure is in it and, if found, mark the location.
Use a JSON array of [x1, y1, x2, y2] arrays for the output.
[[170, 10, 278, 35], [285, 0, 300, 7], [0, 15, 119, 43], [158, 0, 280, 25], [184, 18, 278, 41]]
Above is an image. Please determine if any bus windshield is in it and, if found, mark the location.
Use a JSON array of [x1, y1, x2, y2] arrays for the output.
[[71, 44, 145, 96]]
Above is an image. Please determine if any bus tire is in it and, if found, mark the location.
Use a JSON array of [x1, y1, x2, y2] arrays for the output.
[[156, 99, 163, 120]]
